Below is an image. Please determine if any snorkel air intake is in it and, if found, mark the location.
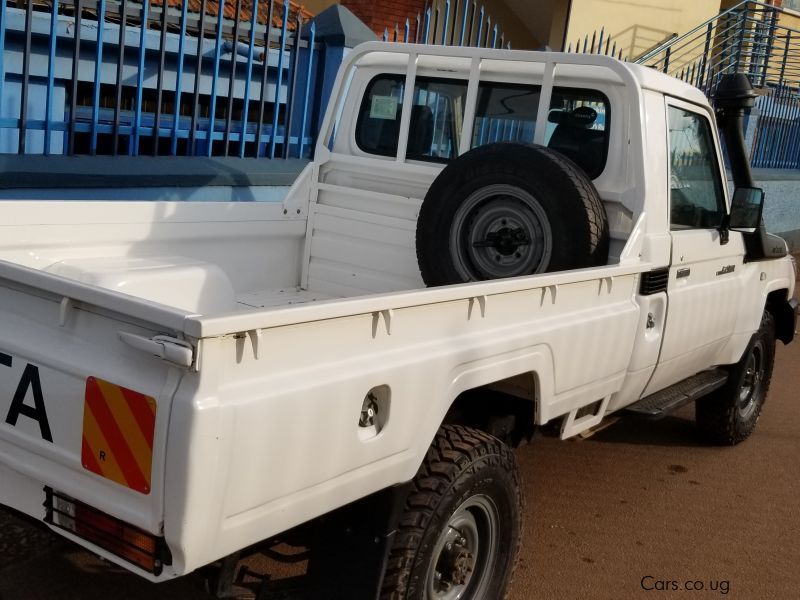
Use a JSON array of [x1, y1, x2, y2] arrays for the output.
[[714, 74, 787, 259], [714, 74, 756, 189]]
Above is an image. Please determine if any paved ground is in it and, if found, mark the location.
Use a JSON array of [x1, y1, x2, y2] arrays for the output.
[[1, 313, 798, 599]]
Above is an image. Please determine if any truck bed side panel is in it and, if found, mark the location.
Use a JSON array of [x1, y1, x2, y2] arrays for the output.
[[166, 272, 640, 572]]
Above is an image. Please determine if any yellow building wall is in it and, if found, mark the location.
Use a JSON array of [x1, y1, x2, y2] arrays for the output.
[[776, 5, 800, 30], [565, 0, 723, 60], [476, 0, 543, 49]]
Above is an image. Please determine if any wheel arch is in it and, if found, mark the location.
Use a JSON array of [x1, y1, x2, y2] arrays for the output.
[[429, 347, 555, 448], [442, 374, 540, 447]]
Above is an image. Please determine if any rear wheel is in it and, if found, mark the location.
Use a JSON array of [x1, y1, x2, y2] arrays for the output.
[[381, 425, 522, 600], [696, 311, 776, 444]]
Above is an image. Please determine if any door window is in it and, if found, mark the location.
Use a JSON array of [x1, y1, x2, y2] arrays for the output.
[[668, 106, 726, 229]]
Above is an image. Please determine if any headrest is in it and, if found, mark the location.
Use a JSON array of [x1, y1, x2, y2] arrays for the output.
[[548, 105, 598, 128]]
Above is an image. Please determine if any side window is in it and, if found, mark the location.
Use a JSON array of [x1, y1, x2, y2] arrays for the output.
[[355, 74, 467, 161], [668, 106, 726, 229], [472, 83, 541, 147], [545, 88, 610, 179]]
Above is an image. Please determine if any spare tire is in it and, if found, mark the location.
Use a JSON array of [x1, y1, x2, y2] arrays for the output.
[[416, 143, 610, 286]]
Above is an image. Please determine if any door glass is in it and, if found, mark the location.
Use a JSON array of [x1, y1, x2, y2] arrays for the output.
[[668, 106, 726, 229]]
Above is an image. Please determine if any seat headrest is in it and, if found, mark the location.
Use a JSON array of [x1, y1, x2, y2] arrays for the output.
[[548, 106, 598, 128]]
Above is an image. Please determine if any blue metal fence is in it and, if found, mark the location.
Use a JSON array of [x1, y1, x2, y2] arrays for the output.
[[751, 85, 800, 169], [382, 0, 510, 50], [0, 1, 321, 158]]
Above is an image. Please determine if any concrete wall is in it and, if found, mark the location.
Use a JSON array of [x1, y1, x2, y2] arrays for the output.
[[750, 170, 800, 252]]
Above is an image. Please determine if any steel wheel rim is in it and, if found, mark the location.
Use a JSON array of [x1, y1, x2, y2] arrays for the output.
[[737, 341, 764, 418], [425, 495, 500, 600], [449, 184, 553, 281]]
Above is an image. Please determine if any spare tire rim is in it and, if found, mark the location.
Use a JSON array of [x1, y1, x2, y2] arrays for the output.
[[450, 184, 553, 281], [425, 495, 499, 600], [737, 340, 764, 418]]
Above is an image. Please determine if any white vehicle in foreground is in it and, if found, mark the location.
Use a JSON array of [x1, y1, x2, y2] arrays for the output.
[[0, 43, 796, 599]]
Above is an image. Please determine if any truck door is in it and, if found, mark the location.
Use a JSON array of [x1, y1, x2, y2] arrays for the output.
[[645, 100, 746, 395]]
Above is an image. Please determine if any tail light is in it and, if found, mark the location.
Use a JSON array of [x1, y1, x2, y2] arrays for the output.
[[44, 488, 171, 575]]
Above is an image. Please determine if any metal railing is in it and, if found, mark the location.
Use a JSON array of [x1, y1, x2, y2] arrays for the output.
[[574, 1, 800, 170], [0, 0, 321, 158], [633, 0, 800, 169], [635, 1, 800, 94], [381, 0, 510, 49]]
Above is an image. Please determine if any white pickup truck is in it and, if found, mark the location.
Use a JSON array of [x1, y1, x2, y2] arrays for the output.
[[0, 43, 796, 599]]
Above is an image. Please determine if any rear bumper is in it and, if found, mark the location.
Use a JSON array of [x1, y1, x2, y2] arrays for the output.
[[0, 464, 177, 582]]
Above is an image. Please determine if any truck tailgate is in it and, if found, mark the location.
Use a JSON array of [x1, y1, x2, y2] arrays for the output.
[[0, 270, 188, 541]]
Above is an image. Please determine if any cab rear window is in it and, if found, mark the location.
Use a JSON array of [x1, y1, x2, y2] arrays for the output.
[[356, 74, 610, 178], [355, 75, 468, 162]]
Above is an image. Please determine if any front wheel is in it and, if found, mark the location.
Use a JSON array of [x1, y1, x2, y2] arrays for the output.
[[381, 425, 522, 600], [696, 311, 776, 445]]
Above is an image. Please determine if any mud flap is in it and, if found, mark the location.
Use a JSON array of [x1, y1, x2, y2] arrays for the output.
[[302, 483, 413, 599]]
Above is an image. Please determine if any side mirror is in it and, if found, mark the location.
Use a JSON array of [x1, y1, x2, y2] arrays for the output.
[[729, 187, 764, 232]]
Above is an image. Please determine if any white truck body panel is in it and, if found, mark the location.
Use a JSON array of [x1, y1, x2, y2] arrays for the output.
[[0, 43, 794, 581]]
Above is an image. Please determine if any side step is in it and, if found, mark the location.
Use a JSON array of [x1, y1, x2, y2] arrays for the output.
[[623, 369, 728, 419]]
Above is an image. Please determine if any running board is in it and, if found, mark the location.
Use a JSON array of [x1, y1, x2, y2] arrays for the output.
[[623, 369, 728, 419]]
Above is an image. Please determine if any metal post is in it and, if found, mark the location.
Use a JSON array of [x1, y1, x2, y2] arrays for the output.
[[44, 1, 59, 155], [113, 0, 128, 155], [283, 16, 302, 159], [69, 0, 83, 155], [90, 0, 106, 156], [732, 8, 747, 74], [19, 1, 33, 154], [255, 0, 275, 158], [442, 0, 451, 46], [779, 31, 790, 87], [0, 0, 6, 120], [474, 7, 483, 49], [153, 0, 169, 155], [459, 0, 469, 46], [298, 22, 315, 158], [224, 0, 243, 155], [269, 0, 289, 158], [189, 0, 208, 155], [133, 0, 149, 155], [760, 9, 777, 87], [171, 0, 189, 156], [698, 22, 713, 90], [207, 0, 226, 157], [239, 0, 260, 158]]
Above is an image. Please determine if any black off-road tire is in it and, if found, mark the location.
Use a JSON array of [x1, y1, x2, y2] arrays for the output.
[[416, 143, 609, 286], [381, 425, 523, 600], [696, 311, 776, 445]]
